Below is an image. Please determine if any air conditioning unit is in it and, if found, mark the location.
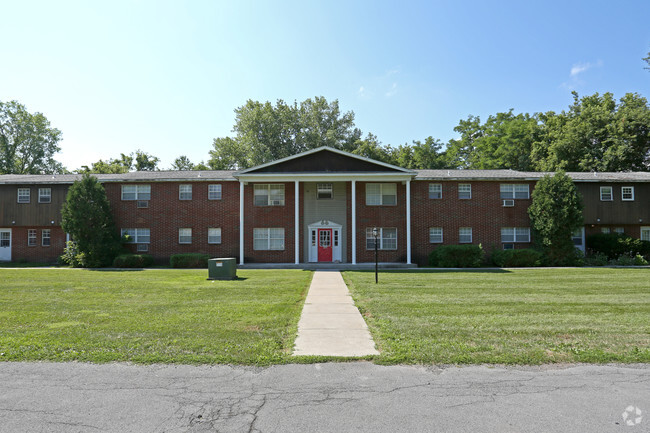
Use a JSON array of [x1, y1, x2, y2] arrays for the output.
[[270, 200, 283, 206], [137, 244, 149, 252], [137, 200, 149, 208], [502, 199, 514, 207]]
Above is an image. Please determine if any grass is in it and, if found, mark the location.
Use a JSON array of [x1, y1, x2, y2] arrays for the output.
[[0, 269, 312, 365], [343, 268, 650, 365]]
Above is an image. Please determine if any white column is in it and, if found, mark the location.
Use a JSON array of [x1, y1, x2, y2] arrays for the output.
[[295, 180, 299, 264], [406, 180, 412, 265], [351, 180, 356, 264], [239, 181, 244, 265]]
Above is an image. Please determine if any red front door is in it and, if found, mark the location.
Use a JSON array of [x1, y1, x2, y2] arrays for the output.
[[317, 229, 332, 262]]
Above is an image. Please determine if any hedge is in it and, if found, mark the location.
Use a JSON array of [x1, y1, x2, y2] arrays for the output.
[[170, 253, 210, 268], [112, 254, 154, 268], [586, 233, 650, 260], [491, 248, 542, 267], [429, 245, 483, 268]]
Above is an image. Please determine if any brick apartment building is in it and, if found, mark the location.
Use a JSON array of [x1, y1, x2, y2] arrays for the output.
[[1, 147, 649, 266]]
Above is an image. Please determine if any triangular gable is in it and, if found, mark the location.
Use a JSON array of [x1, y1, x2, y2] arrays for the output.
[[237, 146, 414, 174]]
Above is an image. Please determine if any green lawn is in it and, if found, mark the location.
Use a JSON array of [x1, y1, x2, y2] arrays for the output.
[[0, 269, 312, 365], [343, 268, 650, 364]]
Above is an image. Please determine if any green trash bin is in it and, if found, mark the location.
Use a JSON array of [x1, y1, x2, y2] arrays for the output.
[[207, 257, 237, 280]]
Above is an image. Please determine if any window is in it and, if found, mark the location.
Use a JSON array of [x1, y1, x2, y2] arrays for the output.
[[459, 227, 472, 243], [121, 185, 151, 201], [179, 184, 192, 200], [641, 227, 650, 242], [254, 184, 285, 206], [614, 227, 624, 234], [458, 184, 471, 199], [366, 228, 397, 250], [253, 228, 285, 250], [366, 183, 397, 206], [28, 229, 37, 246], [501, 227, 531, 243], [208, 184, 222, 200], [178, 228, 192, 244], [600, 186, 613, 201], [601, 227, 610, 234], [500, 184, 530, 199], [428, 184, 442, 199], [0, 232, 9, 247], [572, 229, 584, 246], [317, 183, 333, 200], [38, 188, 52, 203], [42, 229, 51, 246], [503, 243, 514, 250], [429, 227, 443, 243], [208, 228, 222, 244], [17, 188, 30, 203], [621, 186, 634, 201], [121, 228, 151, 244]]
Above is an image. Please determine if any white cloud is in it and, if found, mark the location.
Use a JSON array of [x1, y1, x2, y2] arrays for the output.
[[570, 63, 591, 77], [562, 60, 603, 89], [385, 82, 398, 97]]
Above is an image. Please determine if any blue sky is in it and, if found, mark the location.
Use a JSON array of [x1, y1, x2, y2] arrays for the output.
[[2, 0, 649, 170]]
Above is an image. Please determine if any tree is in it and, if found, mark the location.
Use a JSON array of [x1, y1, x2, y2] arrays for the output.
[[527, 172, 584, 266], [643, 51, 649, 70], [209, 97, 362, 169], [78, 150, 160, 173], [171, 155, 210, 171], [60, 174, 122, 267], [133, 150, 159, 171], [0, 100, 64, 174]]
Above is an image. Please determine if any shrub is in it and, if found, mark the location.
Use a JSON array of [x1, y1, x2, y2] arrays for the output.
[[491, 249, 542, 267], [429, 245, 483, 268], [587, 233, 650, 260], [583, 252, 608, 266], [112, 254, 154, 268], [610, 254, 650, 266], [59, 241, 87, 268], [170, 253, 210, 268]]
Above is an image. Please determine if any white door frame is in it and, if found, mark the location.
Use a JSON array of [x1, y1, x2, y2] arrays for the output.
[[308, 220, 342, 263], [0, 228, 12, 261]]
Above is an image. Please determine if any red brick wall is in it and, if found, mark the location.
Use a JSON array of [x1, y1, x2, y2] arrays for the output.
[[105, 181, 240, 263], [354, 181, 408, 263], [410, 180, 535, 265], [11, 226, 66, 263], [242, 182, 296, 263]]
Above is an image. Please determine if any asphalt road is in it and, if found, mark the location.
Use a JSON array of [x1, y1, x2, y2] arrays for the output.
[[0, 362, 647, 432]]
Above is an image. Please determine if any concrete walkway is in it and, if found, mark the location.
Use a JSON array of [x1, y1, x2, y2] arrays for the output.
[[293, 270, 379, 356]]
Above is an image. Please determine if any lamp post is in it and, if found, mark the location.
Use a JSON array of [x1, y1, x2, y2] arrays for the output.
[[372, 227, 379, 284]]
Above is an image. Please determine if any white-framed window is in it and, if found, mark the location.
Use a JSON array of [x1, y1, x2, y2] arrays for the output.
[[600, 186, 613, 201], [621, 186, 634, 201], [458, 184, 471, 199], [28, 229, 37, 246], [614, 227, 625, 234], [317, 183, 333, 200], [641, 227, 650, 242], [459, 227, 472, 243], [601, 227, 610, 234], [254, 184, 285, 206], [428, 184, 442, 199], [366, 183, 397, 206], [208, 184, 222, 200], [178, 228, 192, 244], [17, 188, 30, 203], [179, 184, 192, 200], [253, 228, 285, 250], [121, 228, 151, 244], [572, 229, 584, 246], [429, 227, 443, 243], [500, 184, 530, 199], [42, 229, 51, 246], [366, 227, 398, 250], [38, 188, 52, 203], [121, 185, 151, 201], [501, 227, 531, 243], [208, 228, 222, 244]]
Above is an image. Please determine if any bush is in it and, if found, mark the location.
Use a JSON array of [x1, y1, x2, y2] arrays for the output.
[[429, 245, 483, 268], [491, 249, 542, 267], [59, 241, 87, 268], [609, 254, 649, 266], [170, 253, 210, 268], [112, 254, 154, 268], [583, 252, 608, 266], [587, 233, 650, 260]]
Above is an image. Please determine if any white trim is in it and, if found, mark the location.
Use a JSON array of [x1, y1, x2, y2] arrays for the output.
[[621, 186, 634, 201], [236, 146, 416, 175], [600, 186, 613, 201], [295, 181, 299, 264], [237, 173, 414, 182], [0, 228, 11, 261], [351, 180, 356, 264], [239, 181, 244, 265], [641, 226, 650, 242], [307, 220, 343, 262], [406, 180, 411, 264]]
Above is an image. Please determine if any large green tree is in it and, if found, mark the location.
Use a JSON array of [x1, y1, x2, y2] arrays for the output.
[[0, 100, 64, 174], [78, 150, 160, 173], [209, 97, 362, 169], [60, 174, 122, 267], [527, 172, 584, 266]]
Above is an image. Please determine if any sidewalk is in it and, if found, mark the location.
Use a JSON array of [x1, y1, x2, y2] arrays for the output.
[[293, 270, 379, 357]]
